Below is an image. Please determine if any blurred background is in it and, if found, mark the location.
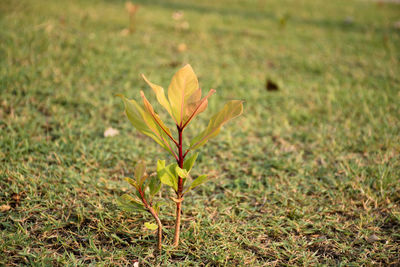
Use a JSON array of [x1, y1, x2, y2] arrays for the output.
[[1, 0, 400, 265]]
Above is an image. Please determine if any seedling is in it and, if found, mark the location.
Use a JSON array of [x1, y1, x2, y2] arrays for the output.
[[118, 161, 164, 250], [118, 64, 243, 247], [125, 2, 139, 34]]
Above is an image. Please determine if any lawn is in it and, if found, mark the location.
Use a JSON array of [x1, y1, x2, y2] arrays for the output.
[[1, 0, 400, 265]]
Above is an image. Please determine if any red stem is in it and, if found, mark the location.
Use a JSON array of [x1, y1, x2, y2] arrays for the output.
[[177, 126, 184, 191], [173, 125, 184, 246]]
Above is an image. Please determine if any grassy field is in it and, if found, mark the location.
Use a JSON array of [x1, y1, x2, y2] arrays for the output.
[[1, 0, 400, 265]]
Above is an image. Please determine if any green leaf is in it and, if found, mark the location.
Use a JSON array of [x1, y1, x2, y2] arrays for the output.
[[157, 160, 178, 191], [117, 194, 146, 212], [124, 178, 146, 201], [117, 201, 145, 213], [121, 194, 144, 206], [134, 160, 147, 186], [154, 201, 167, 214], [183, 153, 198, 173], [175, 165, 188, 178], [117, 94, 175, 156], [189, 100, 243, 150], [144, 222, 158, 230], [187, 175, 208, 191], [148, 174, 161, 197]]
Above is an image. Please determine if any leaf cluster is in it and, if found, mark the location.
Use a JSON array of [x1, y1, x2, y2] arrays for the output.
[[118, 64, 243, 161], [157, 153, 208, 195], [117, 161, 164, 229]]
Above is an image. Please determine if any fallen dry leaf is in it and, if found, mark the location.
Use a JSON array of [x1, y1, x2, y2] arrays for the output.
[[120, 28, 130, 36], [0, 205, 11, 212], [104, 127, 120, 137], [172, 11, 184, 21], [177, 43, 187, 52], [367, 234, 380, 243]]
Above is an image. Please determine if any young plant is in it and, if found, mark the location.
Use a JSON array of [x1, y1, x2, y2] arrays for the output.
[[118, 64, 243, 246], [125, 2, 139, 34], [118, 161, 163, 250]]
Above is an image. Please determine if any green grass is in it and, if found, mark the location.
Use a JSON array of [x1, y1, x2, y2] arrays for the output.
[[1, 0, 400, 265]]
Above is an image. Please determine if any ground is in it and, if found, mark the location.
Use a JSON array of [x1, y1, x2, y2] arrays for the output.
[[1, 0, 400, 265]]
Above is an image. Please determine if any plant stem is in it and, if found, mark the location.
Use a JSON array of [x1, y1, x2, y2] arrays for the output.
[[173, 200, 182, 246], [173, 126, 184, 246], [138, 188, 163, 250], [148, 206, 163, 251]]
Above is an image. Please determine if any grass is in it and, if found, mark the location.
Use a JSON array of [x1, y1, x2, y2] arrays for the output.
[[1, 0, 400, 265]]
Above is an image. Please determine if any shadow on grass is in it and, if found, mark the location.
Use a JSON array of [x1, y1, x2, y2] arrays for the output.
[[107, 0, 389, 34]]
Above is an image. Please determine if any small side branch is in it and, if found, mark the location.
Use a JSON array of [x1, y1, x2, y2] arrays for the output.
[[138, 188, 163, 250], [147, 206, 163, 251]]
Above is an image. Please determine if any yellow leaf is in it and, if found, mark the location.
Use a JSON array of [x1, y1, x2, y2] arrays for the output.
[[142, 65, 215, 129], [167, 64, 200, 126], [124, 177, 139, 190], [144, 222, 158, 230], [141, 74, 176, 124]]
